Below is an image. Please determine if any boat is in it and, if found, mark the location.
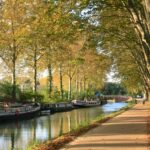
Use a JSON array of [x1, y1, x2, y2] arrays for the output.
[[0, 103, 41, 122], [41, 102, 73, 113], [72, 99, 100, 108], [40, 110, 51, 115], [54, 102, 73, 112]]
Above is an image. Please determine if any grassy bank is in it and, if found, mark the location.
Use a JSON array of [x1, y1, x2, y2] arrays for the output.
[[29, 101, 135, 150]]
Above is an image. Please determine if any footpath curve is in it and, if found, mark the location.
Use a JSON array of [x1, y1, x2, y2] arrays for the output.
[[61, 102, 150, 150]]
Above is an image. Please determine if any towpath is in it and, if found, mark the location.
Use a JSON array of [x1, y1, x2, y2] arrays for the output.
[[61, 102, 150, 150]]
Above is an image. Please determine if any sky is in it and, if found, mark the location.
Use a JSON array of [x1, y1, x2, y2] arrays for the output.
[[106, 71, 120, 83]]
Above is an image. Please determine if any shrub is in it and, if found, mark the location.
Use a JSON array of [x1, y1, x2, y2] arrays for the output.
[[20, 91, 44, 102], [0, 81, 21, 101]]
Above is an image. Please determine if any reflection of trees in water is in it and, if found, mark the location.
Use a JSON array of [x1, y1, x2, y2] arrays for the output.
[[62, 112, 70, 134], [59, 117, 63, 136], [33, 118, 37, 140], [0, 105, 122, 150], [0, 122, 22, 142], [50, 113, 75, 139], [11, 130, 15, 150], [78, 110, 85, 125], [73, 111, 78, 127], [51, 114, 61, 138], [0, 122, 19, 136], [68, 114, 71, 132], [84, 111, 88, 124], [48, 116, 51, 141], [0, 119, 40, 150], [0, 109, 102, 150], [0, 122, 21, 150]]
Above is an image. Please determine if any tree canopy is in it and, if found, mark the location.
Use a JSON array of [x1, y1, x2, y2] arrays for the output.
[[0, 0, 149, 101], [80, 0, 150, 99]]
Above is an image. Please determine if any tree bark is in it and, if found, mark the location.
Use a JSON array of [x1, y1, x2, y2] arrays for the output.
[[11, 16, 17, 101], [68, 76, 72, 100], [75, 71, 79, 94], [12, 47, 16, 100], [59, 64, 63, 100], [48, 63, 53, 98], [126, 0, 150, 73], [83, 77, 86, 93], [33, 44, 38, 102], [79, 79, 82, 94]]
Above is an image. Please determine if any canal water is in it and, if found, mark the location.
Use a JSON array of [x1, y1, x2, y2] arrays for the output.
[[0, 102, 127, 150]]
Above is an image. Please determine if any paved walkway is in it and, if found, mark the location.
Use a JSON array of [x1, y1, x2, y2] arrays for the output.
[[61, 102, 150, 150]]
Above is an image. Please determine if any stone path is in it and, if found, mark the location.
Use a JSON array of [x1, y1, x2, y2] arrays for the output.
[[61, 102, 150, 150]]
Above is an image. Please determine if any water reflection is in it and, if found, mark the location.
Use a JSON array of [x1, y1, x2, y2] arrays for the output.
[[0, 102, 127, 150]]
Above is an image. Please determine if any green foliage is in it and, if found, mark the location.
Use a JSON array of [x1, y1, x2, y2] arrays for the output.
[[101, 82, 127, 95], [86, 89, 95, 98], [0, 81, 44, 102], [0, 81, 21, 101], [20, 91, 44, 102], [0, 0, 148, 103], [34, 92, 44, 102], [40, 87, 65, 103], [40, 87, 95, 103], [130, 90, 143, 98], [95, 0, 150, 95], [20, 91, 33, 102], [72, 90, 95, 100], [73, 91, 86, 100]]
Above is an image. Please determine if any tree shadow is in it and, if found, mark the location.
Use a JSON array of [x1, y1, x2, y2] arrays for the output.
[[84, 116, 148, 136], [66, 142, 148, 149]]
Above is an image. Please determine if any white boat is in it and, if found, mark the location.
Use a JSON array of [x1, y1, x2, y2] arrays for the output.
[[72, 100, 100, 107]]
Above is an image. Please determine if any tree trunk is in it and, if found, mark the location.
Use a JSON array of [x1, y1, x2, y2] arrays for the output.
[[127, 0, 150, 74], [122, 1, 150, 97], [59, 64, 63, 100], [48, 63, 53, 98], [145, 90, 150, 100], [144, 84, 150, 100], [75, 72, 79, 94], [83, 77, 86, 93], [68, 76, 72, 100], [33, 45, 37, 101], [11, 19, 17, 101], [12, 48, 16, 100], [79, 79, 82, 94]]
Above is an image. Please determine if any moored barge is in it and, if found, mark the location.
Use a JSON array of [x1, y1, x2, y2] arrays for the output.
[[0, 104, 40, 122]]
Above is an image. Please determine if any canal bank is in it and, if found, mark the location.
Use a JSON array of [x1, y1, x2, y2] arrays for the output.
[[61, 102, 150, 150], [30, 101, 134, 150]]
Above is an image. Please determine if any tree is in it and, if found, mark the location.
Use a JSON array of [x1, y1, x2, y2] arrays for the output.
[[79, 0, 150, 99], [34, 0, 81, 99], [0, 0, 29, 100], [101, 82, 127, 95]]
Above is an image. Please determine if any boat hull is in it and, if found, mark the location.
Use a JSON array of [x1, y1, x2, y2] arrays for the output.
[[41, 102, 74, 114], [0, 106, 40, 122], [72, 100, 101, 108], [73, 104, 100, 108]]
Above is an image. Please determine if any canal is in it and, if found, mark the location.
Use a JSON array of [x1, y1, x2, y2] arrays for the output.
[[0, 102, 127, 150]]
